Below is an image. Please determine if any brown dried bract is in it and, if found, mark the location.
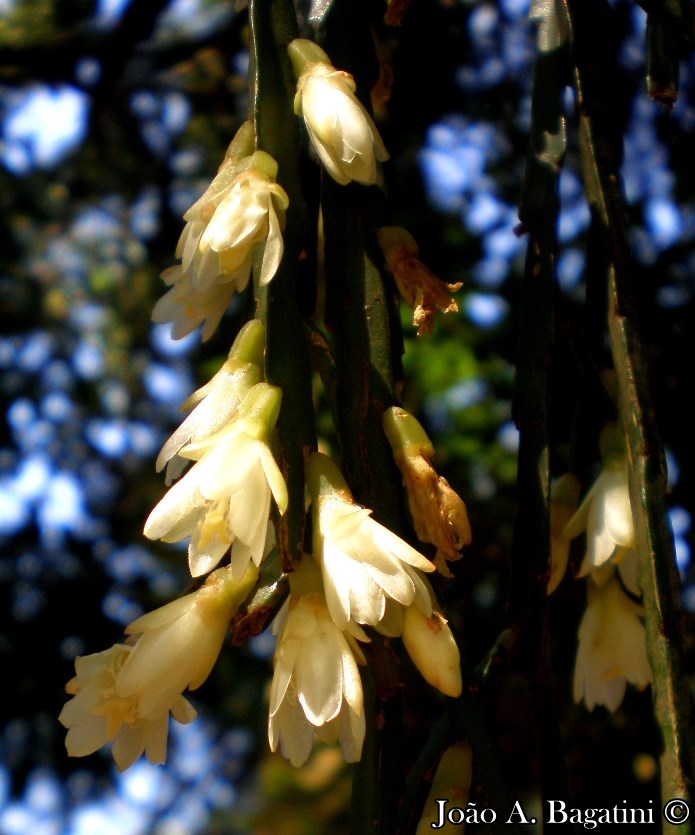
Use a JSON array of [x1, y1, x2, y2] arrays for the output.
[[395, 452, 471, 577], [391, 248, 462, 336]]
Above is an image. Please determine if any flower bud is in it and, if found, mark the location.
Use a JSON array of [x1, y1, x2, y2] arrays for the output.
[[402, 602, 462, 697], [383, 407, 471, 577], [288, 38, 389, 186]]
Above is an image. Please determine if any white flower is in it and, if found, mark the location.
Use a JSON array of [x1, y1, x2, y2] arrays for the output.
[[288, 39, 389, 186], [156, 319, 265, 484], [563, 422, 634, 574], [154, 127, 289, 340], [144, 383, 288, 578], [306, 452, 434, 631], [59, 565, 257, 770], [59, 644, 195, 771], [152, 266, 238, 342], [268, 559, 367, 767], [573, 575, 651, 712], [194, 152, 288, 288]]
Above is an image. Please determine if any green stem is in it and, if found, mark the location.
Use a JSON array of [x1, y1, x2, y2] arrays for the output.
[[322, 177, 406, 835], [313, 4, 407, 829], [560, 0, 695, 824], [248, 0, 316, 567], [511, 1, 570, 821]]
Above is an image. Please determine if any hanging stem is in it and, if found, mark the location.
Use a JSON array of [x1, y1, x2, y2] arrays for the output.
[[509, 0, 571, 817], [312, 2, 410, 829], [560, 0, 695, 820], [249, 0, 317, 568]]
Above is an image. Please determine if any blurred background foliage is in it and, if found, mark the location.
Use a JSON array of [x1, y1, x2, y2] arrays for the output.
[[0, 0, 693, 832]]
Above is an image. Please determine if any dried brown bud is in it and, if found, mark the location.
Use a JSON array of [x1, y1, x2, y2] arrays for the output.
[[377, 227, 462, 336]]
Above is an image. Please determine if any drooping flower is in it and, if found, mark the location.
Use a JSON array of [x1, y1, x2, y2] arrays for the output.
[[563, 422, 634, 576], [156, 319, 265, 484], [288, 39, 389, 186], [268, 558, 367, 767], [370, 572, 461, 697], [383, 406, 471, 577], [573, 574, 651, 712], [306, 451, 434, 631], [194, 150, 288, 286], [377, 227, 462, 336], [59, 565, 258, 770], [153, 122, 289, 340], [144, 382, 288, 578], [152, 267, 239, 342]]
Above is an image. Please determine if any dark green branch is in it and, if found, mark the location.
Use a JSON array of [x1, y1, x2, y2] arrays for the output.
[[560, 0, 695, 822], [512, 1, 570, 818], [249, 0, 317, 568]]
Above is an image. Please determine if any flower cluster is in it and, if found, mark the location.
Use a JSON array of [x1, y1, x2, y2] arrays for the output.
[[153, 122, 289, 341], [145, 379, 287, 579], [552, 421, 651, 711], [61, 35, 469, 775], [268, 558, 367, 766], [61, 319, 288, 768], [59, 565, 258, 771], [267, 454, 463, 766]]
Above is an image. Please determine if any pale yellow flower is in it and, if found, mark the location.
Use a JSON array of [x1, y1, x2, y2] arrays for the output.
[[573, 574, 651, 712], [153, 122, 288, 340], [563, 422, 634, 575], [59, 643, 194, 772], [144, 383, 287, 578], [59, 565, 257, 770], [306, 452, 434, 631], [288, 39, 389, 186], [155, 319, 265, 484], [194, 152, 288, 287], [152, 267, 238, 342], [268, 559, 367, 767]]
